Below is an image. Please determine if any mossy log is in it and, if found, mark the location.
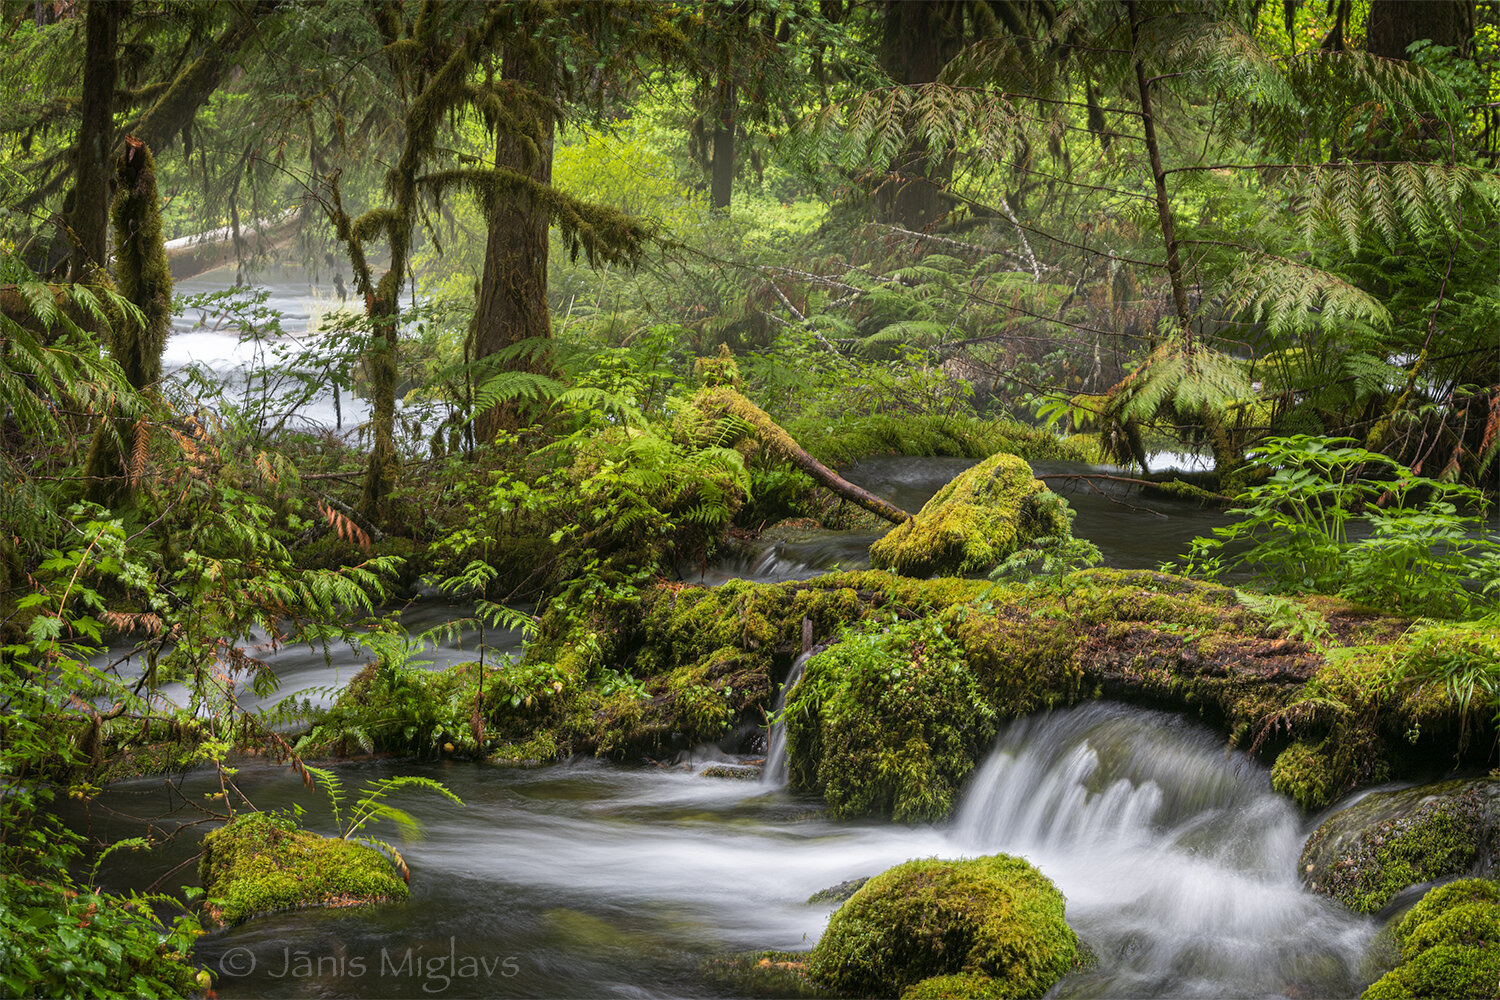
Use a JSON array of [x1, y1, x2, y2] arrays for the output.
[[692, 387, 910, 524]]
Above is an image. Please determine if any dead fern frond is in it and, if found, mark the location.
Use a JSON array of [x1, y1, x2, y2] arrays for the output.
[[101, 610, 164, 635], [1246, 695, 1349, 758], [128, 419, 151, 487], [318, 500, 373, 550]]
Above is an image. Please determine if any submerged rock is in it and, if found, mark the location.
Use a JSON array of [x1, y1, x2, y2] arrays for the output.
[[199, 811, 408, 927], [868, 453, 1070, 578], [1361, 878, 1500, 999], [1299, 777, 1500, 913], [808, 854, 1077, 999]]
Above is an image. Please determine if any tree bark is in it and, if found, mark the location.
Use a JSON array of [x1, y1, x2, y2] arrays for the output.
[[69, 0, 121, 282], [710, 76, 736, 211], [1126, 0, 1192, 340], [1365, 0, 1472, 59], [469, 38, 557, 444], [874, 0, 963, 231], [693, 387, 911, 524]]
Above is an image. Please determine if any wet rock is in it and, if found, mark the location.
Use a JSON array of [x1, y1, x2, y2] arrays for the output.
[[699, 763, 762, 780], [808, 854, 1077, 998], [806, 877, 869, 905], [1299, 777, 1500, 912]]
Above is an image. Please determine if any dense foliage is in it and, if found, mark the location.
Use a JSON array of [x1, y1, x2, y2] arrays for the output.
[[2, 0, 1498, 994]]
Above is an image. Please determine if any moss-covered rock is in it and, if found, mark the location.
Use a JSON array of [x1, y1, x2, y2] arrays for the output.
[[199, 811, 408, 927], [1361, 878, 1500, 999], [809, 854, 1077, 999], [869, 453, 1072, 578], [785, 616, 997, 822], [1300, 778, 1500, 912], [701, 951, 826, 998]]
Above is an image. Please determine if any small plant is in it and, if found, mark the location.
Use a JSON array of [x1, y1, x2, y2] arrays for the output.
[[298, 765, 463, 877], [1237, 592, 1333, 647]]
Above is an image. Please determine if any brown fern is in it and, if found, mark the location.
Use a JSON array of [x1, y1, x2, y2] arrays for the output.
[[318, 500, 372, 550]]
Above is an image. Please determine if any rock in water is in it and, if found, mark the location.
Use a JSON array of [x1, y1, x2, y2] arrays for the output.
[[809, 854, 1077, 998], [1299, 776, 1500, 913], [200, 811, 408, 926], [869, 453, 1070, 578]]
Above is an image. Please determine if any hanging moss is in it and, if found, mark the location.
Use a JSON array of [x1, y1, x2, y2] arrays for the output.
[[869, 453, 1071, 578], [808, 854, 1078, 999]]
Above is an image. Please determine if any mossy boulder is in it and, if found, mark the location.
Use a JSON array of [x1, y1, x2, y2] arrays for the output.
[[1361, 878, 1500, 999], [199, 811, 408, 927], [784, 617, 997, 822], [808, 854, 1077, 999], [902, 972, 1012, 999], [869, 453, 1071, 578], [1300, 777, 1500, 913]]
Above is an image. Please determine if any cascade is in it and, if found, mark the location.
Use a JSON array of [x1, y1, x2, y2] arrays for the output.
[[760, 650, 813, 786]]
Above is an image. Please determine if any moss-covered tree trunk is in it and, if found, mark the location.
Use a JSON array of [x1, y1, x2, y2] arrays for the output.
[[86, 136, 173, 503], [469, 38, 557, 445], [69, 0, 120, 283], [360, 269, 402, 522]]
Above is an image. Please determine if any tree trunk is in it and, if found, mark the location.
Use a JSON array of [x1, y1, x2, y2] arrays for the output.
[[469, 40, 557, 444], [1126, 0, 1192, 340], [710, 76, 736, 211], [86, 136, 173, 503], [1365, 0, 1472, 59], [69, 0, 120, 282], [875, 0, 962, 230], [359, 269, 401, 523]]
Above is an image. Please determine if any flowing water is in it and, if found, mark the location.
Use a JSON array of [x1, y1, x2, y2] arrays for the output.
[[63, 704, 1374, 999], [67, 267, 1381, 997], [759, 651, 813, 787]]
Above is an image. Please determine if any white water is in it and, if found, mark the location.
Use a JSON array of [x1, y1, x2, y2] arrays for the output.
[[74, 702, 1377, 998], [760, 650, 813, 786]]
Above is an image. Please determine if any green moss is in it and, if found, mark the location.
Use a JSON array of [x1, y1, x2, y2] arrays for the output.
[[1271, 739, 1341, 811], [869, 454, 1072, 578], [701, 951, 826, 998], [785, 413, 1096, 469], [902, 972, 1011, 999], [490, 731, 559, 766], [1301, 783, 1492, 913], [785, 617, 996, 822], [199, 811, 408, 927], [808, 854, 1077, 999], [1362, 879, 1500, 999]]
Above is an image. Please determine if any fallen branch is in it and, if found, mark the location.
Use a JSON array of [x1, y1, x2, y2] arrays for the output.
[[693, 387, 911, 525]]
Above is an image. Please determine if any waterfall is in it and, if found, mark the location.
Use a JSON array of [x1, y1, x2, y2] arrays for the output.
[[948, 703, 1374, 999], [761, 651, 813, 786]]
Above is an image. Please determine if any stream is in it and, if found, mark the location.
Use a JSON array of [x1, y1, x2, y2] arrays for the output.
[[67, 704, 1375, 999], [55, 266, 1387, 998]]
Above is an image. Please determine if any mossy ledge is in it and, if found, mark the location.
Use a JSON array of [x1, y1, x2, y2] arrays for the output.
[[199, 811, 409, 927], [808, 854, 1077, 999], [305, 567, 1481, 823], [1361, 878, 1500, 999]]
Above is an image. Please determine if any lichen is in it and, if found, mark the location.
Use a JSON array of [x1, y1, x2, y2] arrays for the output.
[[868, 453, 1071, 578], [199, 811, 408, 927], [1361, 878, 1500, 999], [808, 854, 1077, 999]]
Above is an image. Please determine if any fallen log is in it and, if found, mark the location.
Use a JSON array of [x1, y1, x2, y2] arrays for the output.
[[692, 386, 910, 525]]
